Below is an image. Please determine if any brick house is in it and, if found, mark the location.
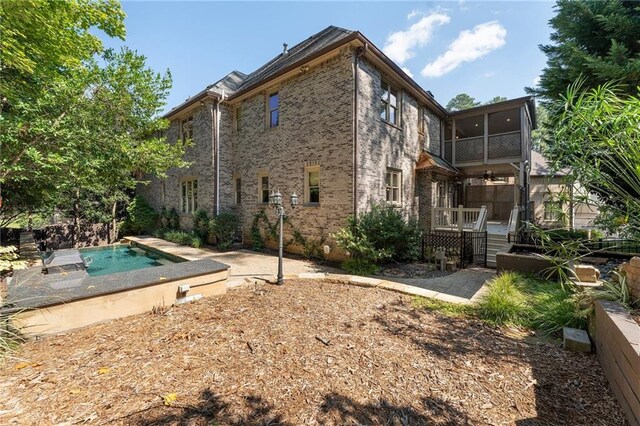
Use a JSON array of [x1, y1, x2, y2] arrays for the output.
[[138, 26, 536, 263]]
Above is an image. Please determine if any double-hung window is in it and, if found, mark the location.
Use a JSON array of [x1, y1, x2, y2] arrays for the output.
[[304, 166, 320, 204], [181, 179, 198, 213], [385, 169, 401, 204], [380, 81, 398, 125], [269, 92, 279, 128], [259, 174, 270, 203], [544, 201, 562, 221], [181, 116, 193, 143]]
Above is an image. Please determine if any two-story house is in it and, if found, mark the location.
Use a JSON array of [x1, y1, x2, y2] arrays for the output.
[[138, 26, 535, 263]]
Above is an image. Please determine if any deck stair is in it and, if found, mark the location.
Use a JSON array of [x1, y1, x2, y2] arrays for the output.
[[487, 233, 511, 268]]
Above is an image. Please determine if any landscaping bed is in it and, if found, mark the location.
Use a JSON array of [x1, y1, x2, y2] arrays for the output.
[[0, 280, 626, 425]]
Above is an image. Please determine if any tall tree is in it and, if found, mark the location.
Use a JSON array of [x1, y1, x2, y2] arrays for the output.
[[528, 0, 640, 103], [446, 93, 480, 111], [0, 1, 187, 236], [485, 96, 507, 104]]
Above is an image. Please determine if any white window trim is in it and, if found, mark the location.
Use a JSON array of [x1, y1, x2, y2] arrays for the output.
[[386, 169, 402, 205], [181, 178, 198, 214], [304, 165, 320, 205], [181, 116, 193, 143], [381, 80, 399, 126], [258, 172, 270, 204]]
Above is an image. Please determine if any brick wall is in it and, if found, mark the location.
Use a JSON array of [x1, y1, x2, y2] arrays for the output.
[[229, 48, 355, 259], [356, 57, 441, 222], [137, 103, 216, 230]]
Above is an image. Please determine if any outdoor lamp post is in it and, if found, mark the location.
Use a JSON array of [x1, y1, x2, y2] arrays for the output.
[[270, 189, 299, 284]]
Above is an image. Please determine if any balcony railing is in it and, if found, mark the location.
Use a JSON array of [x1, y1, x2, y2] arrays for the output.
[[443, 131, 522, 165], [431, 205, 487, 232]]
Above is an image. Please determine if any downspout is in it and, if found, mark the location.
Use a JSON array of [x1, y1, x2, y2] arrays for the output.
[[353, 44, 367, 216], [215, 90, 226, 216], [210, 100, 216, 214]]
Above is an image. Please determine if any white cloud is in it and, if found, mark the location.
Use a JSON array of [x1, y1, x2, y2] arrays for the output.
[[407, 10, 421, 20], [421, 21, 506, 77], [383, 12, 450, 65], [401, 67, 414, 78], [484, 71, 495, 78]]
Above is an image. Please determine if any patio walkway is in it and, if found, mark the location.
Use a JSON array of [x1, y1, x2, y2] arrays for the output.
[[125, 236, 494, 304]]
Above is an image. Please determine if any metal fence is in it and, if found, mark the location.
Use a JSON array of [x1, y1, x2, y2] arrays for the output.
[[422, 230, 487, 268]]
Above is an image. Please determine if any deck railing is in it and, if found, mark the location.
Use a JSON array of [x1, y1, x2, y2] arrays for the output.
[[431, 205, 487, 232]]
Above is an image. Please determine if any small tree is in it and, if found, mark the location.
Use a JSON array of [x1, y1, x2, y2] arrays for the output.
[[124, 196, 157, 235]]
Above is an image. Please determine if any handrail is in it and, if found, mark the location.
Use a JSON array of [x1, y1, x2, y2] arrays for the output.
[[473, 205, 487, 231], [507, 205, 520, 234], [431, 205, 485, 231]]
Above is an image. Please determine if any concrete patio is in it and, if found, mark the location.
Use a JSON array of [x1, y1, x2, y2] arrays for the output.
[[125, 236, 495, 304]]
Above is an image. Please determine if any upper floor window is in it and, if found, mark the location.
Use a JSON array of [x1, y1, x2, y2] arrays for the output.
[[181, 116, 193, 143], [234, 177, 242, 205], [235, 106, 243, 132], [386, 169, 401, 204], [380, 80, 398, 125], [269, 92, 279, 128], [418, 106, 430, 134], [304, 166, 320, 204], [181, 178, 198, 213], [259, 174, 270, 203]]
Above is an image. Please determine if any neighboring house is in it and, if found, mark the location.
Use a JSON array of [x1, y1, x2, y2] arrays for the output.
[[529, 151, 599, 229], [138, 26, 536, 260]]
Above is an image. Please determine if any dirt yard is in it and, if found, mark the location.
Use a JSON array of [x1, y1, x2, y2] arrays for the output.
[[0, 280, 625, 425]]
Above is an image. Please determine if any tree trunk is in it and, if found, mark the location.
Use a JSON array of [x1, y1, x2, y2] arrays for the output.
[[111, 200, 118, 243], [73, 188, 80, 247]]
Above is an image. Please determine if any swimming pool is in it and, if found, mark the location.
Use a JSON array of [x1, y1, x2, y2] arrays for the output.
[[80, 244, 179, 277]]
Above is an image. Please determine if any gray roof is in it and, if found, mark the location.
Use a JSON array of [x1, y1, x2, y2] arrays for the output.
[[236, 26, 354, 94], [530, 150, 567, 177], [209, 70, 248, 95]]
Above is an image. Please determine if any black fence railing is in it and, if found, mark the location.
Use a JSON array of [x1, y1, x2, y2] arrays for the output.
[[514, 231, 640, 256], [422, 231, 487, 268]]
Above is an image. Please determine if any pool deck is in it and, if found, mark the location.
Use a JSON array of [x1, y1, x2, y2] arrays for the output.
[[6, 258, 229, 312], [125, 236, 494, 304]]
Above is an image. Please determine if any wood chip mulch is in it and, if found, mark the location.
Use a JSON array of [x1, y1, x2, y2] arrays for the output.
[[0, 280, 626, 425]]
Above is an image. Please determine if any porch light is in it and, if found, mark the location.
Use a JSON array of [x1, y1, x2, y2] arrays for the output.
[[270, 190, 282, 207], [290, 192, 299, 206]]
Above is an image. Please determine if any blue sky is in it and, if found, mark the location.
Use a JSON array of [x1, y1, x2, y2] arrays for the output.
[[102, 1, 555, 112]]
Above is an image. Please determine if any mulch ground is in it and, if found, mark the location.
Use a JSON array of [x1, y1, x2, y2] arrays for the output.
[[0, 280, 626, 425]]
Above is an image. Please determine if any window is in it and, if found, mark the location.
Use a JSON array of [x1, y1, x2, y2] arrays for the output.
[[386, 169, 401, 204], [304, 166, 320, 204], [181, 116, 193, 143], [181, 179, 198, 213], [259, 174, 270, 203], [234, 177, 242, 205], [235, 105, 242, 132], [269, 92, 279, 128], [544, 201, 562, 221], [380, 80, 398, 125], [418, 107, 425, 134]]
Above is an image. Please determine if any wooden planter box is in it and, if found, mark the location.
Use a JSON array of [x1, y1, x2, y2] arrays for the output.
[[593, 300, 640, 425]]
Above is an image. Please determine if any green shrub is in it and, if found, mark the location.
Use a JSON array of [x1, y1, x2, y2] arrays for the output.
[[0, 246, 26, 274], [124, 196, 157, 235], [476, 272, 529, 326], [190, 235, 203, 248], [152, 228, 168, 239], [411, 296, 474, 318], [333, 203, 421, 265], [341, 258, 380, 276], [210, 213, 239, 250], [193, 210, 210, 240]]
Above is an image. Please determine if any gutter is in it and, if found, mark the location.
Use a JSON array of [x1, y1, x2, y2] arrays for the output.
[[353, 45, 366, 216]]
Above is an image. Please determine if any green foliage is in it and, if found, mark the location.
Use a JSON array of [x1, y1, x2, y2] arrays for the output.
[[163, 230, 201, 248], [0, 2, 187, 231], [548, 83, 640, 238], [210, 213, 239, 251], [190, 235, 203, 249], [530, 0, 640, 103], [193, 210, 210, 240], [411, 296, 474, 318], [341, 258, 380, 276], [123, 196, 157, 235], [476, 272, 586, 335], [0, 246, 26, 274], [446, 93, 481, 111], [333, 204, 421, 265]]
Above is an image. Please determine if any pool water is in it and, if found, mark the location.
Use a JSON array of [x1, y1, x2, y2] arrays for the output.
[[80, 245, 177, 277]]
